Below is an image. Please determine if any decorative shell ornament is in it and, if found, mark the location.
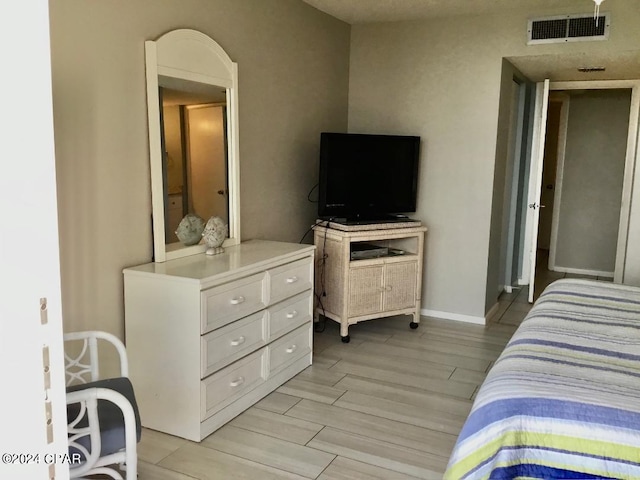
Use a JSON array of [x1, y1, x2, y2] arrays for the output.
[[202, 216, 228, 256], [175, 213, 205, 246]]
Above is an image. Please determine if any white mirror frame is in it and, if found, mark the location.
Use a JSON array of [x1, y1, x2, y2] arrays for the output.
[[145, 29, 241, 262]]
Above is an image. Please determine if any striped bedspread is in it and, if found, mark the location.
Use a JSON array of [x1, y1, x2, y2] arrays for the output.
[[445, 279, 640, 480]]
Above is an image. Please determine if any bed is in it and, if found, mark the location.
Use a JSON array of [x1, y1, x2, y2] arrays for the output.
[[445, 279, 640, 480]]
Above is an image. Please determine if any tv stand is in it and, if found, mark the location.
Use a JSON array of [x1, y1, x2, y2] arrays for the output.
[[312, 220, 427, 342], [326, 215, 420, 227]]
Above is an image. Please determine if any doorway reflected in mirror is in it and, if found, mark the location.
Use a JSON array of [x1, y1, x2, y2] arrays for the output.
[[160, 86, 229, 245]]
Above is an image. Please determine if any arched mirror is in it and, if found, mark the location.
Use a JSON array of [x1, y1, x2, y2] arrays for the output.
[[145, 29, 240, 262]]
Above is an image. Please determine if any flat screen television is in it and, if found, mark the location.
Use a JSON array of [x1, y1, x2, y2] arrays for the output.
[[317, 132, 420, 221]]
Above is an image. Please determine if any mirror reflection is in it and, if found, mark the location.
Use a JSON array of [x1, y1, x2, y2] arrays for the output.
[[159, 79, 229, 246]]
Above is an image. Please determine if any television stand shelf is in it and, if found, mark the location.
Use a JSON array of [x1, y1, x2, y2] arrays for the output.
[[312, 220, 427, 343]]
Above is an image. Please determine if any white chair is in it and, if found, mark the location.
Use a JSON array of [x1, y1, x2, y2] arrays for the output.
[[64, 331, 140, 480]]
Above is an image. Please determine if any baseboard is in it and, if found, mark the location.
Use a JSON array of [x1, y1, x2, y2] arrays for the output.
[[551, 266, 614, 278], [421, 308, 486, 325]]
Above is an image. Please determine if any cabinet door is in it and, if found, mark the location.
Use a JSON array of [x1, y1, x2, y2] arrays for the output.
[[383, 261, 417, 311], [348, 265, 384, 316]]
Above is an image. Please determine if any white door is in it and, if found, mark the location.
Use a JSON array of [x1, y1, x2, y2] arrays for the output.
[[527, 80, 550, 303], [186, 105, 229, 224], [0, 1, 70, 478]]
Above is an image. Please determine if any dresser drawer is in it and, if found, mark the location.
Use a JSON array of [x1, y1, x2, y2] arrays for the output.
[[269, 257, 313, 305], [201, 311, 267, 378], [269, 324, 312, 375], [269, 292, 313, 342], [201, 272, 267, 334], [201, 349, 266, 421]]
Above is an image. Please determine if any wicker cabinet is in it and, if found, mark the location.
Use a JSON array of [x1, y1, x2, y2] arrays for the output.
[[313, 221, 427, 342]]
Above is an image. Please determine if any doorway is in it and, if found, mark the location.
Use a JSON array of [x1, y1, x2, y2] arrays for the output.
[[161, 96, 229, 243], [523, 81, 640, 301], [534, 89, 631, 297]]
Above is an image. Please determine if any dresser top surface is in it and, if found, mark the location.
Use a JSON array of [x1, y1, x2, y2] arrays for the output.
[[124, 240, 314, 282]]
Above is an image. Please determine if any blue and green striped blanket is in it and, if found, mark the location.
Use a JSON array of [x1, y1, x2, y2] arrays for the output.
[[445, 279, 640, 480]]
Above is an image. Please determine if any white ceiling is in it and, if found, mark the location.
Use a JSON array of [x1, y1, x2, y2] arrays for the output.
[[300, 0, 591, 24], [508, 50, 640, 82], [300, 0, 640, 81]]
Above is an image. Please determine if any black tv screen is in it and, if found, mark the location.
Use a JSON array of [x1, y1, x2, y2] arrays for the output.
[[318, 132, 420, 220]]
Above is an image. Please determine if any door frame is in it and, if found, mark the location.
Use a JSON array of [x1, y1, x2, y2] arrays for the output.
[[524, 79, 640, 295], [547, 93, 570, 273], [503, 79, 527, 293]]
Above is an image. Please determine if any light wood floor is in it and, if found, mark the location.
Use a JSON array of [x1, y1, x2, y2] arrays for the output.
[[135, 290, 531, 480]]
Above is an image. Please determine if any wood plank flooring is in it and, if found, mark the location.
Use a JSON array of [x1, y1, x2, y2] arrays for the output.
[[135, 288, 529, 479]]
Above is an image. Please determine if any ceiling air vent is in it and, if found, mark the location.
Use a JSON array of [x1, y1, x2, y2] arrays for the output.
[[528, 13, 610, 45]]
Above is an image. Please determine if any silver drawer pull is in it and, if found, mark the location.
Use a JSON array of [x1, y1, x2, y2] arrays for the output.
[[230, 336, 245, 346], [229, 296, 245, 305], [285, 345, 297, 354], [286, 310, 298, 319], [286, 276, 298, 284], [229, 377, 245, 387]]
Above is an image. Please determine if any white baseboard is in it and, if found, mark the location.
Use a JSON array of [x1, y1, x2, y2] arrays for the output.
[[551, 266, 614, 278], [421, 308, 486, 325]]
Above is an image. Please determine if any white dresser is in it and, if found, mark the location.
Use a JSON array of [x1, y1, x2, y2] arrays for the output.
[[123, 240, 314, 441]]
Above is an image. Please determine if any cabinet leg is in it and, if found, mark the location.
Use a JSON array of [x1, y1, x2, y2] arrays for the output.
[[340, 322, 350, 343], [410, 312, 420, 330], [313, 310, 326, 333]]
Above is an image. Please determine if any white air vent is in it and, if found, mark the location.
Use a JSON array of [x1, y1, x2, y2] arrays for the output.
[[527, 13, 610, 45]]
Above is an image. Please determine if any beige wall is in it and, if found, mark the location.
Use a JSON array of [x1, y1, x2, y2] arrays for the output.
[[50, 0, 640, 332], [49, 0, 350, 337], [554, 89, 630, 273], [348, 1, 640, 318], [486, 61, 527, 313]]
